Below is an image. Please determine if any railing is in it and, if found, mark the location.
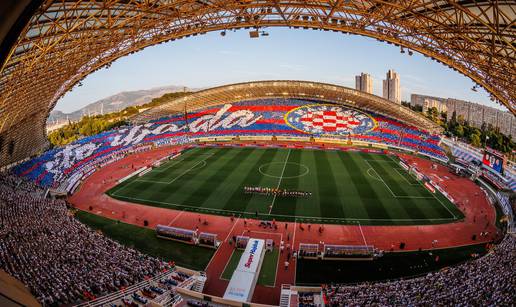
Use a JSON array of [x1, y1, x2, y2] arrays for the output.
[[74, 270, 174, 307]]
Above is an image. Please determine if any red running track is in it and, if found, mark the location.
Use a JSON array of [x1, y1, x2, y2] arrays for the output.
[[68, 143, 499, 305]]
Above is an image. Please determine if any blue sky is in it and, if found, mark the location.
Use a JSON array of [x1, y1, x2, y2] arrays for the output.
[[55, 27, 506, 113]]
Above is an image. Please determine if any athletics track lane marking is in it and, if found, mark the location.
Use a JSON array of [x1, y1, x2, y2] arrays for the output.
[[357, 221, 368, 246], [167, 210, 185, 226], [205, 216, 241, 272]]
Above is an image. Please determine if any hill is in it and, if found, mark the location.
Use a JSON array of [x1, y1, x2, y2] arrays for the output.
[[47, 85, 196, 125]]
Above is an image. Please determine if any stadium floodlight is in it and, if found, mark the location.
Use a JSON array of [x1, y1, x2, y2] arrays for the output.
[[249, 30, 269, 38], [249, 30, 260, 38]]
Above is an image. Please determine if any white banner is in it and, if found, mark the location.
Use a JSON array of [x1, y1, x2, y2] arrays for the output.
[[236, 238, 265, 274], [223, 238, 265, 302]]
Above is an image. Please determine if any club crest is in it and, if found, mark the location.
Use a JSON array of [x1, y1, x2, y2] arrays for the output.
[[285, 104, 376, 136]]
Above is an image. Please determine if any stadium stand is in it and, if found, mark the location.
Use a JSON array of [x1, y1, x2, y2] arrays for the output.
[[322, 235, 515, 306], [442, 138, 516, 192], [13, 99, 448, 189], [3, 98, 514, 306], [496, 192, 515, 233], [0, 174, 169, 305]]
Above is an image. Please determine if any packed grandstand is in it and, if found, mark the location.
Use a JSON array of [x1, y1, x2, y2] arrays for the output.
[[0, 81, 514, 307], [0, 0, 515, 305], [13, 98, 448, 189]]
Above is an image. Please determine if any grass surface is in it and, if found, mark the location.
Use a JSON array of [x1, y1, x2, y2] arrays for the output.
[[296, 243, 488, 285], [221, 248, 279, 286], [75, 210, 214, 271], [107, 147, 463, 225]]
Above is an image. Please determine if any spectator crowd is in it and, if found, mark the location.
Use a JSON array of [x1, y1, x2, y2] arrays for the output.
[[323, 235, 515, 306], [0, 170, 514, 306], [0, 174, 168, 305]]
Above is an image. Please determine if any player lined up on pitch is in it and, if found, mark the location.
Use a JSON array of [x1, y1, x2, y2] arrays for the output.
[[243, 186, 312, 198]]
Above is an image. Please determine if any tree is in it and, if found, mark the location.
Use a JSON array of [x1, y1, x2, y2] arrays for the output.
[[469, 133, 481, 147], [440, 111, 447, 124], [457, 114, 465, 125], [454, 124, 464, 137], [450, 111, 457, 127]]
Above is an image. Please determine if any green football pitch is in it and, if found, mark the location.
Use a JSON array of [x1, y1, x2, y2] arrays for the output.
[[107, 147, 464, 225]]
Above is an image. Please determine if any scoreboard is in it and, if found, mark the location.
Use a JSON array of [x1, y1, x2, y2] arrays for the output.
[[482, 150, 505, 174]]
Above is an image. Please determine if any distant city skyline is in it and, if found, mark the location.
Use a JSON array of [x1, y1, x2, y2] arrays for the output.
[[55, 28, 508, 113]]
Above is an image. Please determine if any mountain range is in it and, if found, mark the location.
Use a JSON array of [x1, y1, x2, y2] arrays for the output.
[[47, 85, 197, 124]]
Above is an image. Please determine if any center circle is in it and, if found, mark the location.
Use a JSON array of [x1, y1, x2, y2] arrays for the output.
[[258, 162, 310, 179]]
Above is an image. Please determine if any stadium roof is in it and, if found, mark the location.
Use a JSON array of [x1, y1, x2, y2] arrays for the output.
[[0, 0, 514, 166], [132, 80, 443, 134]]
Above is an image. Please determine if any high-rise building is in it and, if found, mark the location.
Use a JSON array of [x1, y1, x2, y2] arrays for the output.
[[411, 93, 516, 139], [382, 70, 401, 104], [355, 73, 373, 94]]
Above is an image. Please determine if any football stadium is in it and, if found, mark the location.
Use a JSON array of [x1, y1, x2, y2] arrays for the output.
[[0, 2, 515, 307]]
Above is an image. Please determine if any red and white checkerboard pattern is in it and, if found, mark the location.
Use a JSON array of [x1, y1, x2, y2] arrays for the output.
[[300, 110, 361, 133]]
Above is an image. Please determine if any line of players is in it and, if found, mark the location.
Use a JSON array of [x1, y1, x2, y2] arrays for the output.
[[244, 186, 312, 198]]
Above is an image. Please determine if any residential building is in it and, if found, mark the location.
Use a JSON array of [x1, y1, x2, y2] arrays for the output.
[[411, 94, 515, 138], [410, 94, 447, 113], [355, 73, 373, 94], [382, 70, 401, 104]]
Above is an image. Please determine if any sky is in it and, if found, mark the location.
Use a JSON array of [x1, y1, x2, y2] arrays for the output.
[[55, 27, 506, 113]]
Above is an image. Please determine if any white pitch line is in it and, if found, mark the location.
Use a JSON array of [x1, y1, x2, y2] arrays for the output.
[[268, 148, 291, 215], [143, 155, 211, 184], [153, 158, 186, 173], [366, 168, 382, 182], [364, 159, 398, 198], [135, 160, 207, 184], [393, 168, 420, 186], [108, 195, 455, 222], [387, 154, 400, 164], [166, 155, 213, 184], [365, 159, 457, 220], [433, 192, 457, 219]]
